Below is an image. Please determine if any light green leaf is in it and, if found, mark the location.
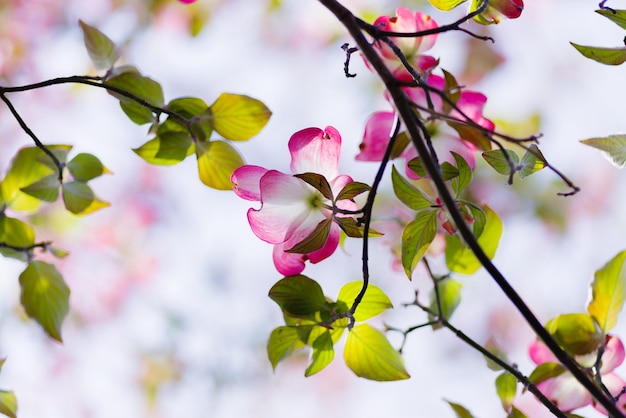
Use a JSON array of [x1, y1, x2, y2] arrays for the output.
[[447, 121, 492, 150], [344, 324, 409, 381], [428, 0, 467, 11], [446, 205, 502, 274], [195, 140, 244, 190], [546, 313, 604, 355], [519, 144, 547, 178], [528, 362, 565, 387], [133, 134, 194, 166], [495, 371, 517, 412], [0, 146, 69, 212], [337, 282, 393, 322], [401, 209, 438, 279], [429, 278, 462, 329], [451, 152, 472, 197], [460, 200, 486, 238], [207, 93, 272, 141], [441, 69, 461, 114], [268, 275, 328, 317], [446, 400, 477, 418], [0, 390, 17, 418], [67, 153, 111, 182], [20, 174, 60, 202], [336, 181, 370, 201], [19, 261, 70, 342], [392, 165, 434, 210], [570, 42, 626, 65], [166, 97, 209, 118], [507, 406, 529, 418], [62, 181, 109, 215], [285, 218, 332, 254], [79, 20, 119, 70], [105, 70, 164, 125], [596, 8, 626, 30], [482, 148, 520, 176], [587, 250, 626, 332], [0, 216, 36, 262], [305, 331, 334, 377], [267, 326, 306, 370], [580, 134, 626, 168]]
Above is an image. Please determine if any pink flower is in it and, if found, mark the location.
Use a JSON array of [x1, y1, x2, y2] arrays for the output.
[[178, 0, 197, 4], [232, 127, 357, 276], [369, 8, 439, 77], [356, 73, 493, 179], [473, 0, 524, 24], [529, 335, 626, 414]]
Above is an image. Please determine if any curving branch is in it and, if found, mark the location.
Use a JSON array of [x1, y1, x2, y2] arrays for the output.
[[318, 0, 623, 416]]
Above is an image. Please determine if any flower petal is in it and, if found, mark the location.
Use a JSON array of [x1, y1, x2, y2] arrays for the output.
[[289, 126, 341, 179], [529, 338, 558, 364], [592, 373, 626, 414], [356, 112, 396, 162], [231, 165, 268, 201], [536, 374, 592, 412], [600, 335, 625, 374]]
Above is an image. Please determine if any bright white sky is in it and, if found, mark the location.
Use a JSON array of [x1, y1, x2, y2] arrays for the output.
[[1, 1, 626, 417]]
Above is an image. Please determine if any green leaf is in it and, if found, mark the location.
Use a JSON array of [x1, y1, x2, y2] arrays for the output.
[[19, 261, 70, 342], [447, 121, 492, 150], [207, 93, 272, 141], [546, 313, 604, 355], [268, 275, 328, 316], [166, 97, 209, 118], [62, 181, 109, 215], [451, 152, 472, 197], [587, 250, 626, 332], [528, 362, 565, 387], [0, 390, 17, 418], [105, 70, 164, 125], [337, 282, 393, 322], [596, 8, 626, 30], [570, 42, 626, 65], [429, 278, 462, 329], [195, 140, 244, 190], [305, 331, 334, 377], [495, 371, 517, 412], [390, 132, 410, 159], [407, 157, 428, 178], [0, 216, 36, 262], [446, 205, 503, 274], [37, 145, 72, 171], [446, 400, 477, 418], [441, 161, 460, 180], [294, 173, 333, 201], [484, 341, 510, 371], [285, 218, 332, 254], [79, 20, 119, 70], [133, 134, 194, 166], [507, 406, 529, 418], [0, 146, 68, 212], [482, 148, 520, 176], [67, 153, 111, 182], [428, 0, 467, 11], [442, 69, 461, 114], [336, 182, 370, 200], [267, 326, 306, 370], [20, 174, 60, 202], [461, 200, 487, 238], [519, 144, 547, 178], [580, 134, 626, 168], [391, 165, 434, 210], [401, 209, 438, 279], [344, 324, 409, 381]]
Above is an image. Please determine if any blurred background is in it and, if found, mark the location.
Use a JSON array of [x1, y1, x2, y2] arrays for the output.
[[1, 0, 626, 417]]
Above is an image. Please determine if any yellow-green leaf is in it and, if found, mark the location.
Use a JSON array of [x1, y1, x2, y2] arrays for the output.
[[268, 275, 328, 317], [570, 42, 626, 66], [446, 401, 476, 418], [207, 93, 271, 141], [19, 261, 70, 342], [0, 216, 36, 262], [596, 8, 626, 30], [67, 153, 111, 182], [344, 324, 409, 381], [305, 331, 334, 377], [402, 209, 438, 278], [446, 205, 502, 274], [62, 181, 109, 215], [20, 174, 60, 202], [133, 135, 194, 166], [267, 326, 306, 370], [196, 140, 244, 190], [428, 0, 467, 11], [429, 278, 462, 329], [581, 134, 626, 168], [495, 371, 517, 412], [587, 250, 626, 332], [0, 390, 17, 418], [337, 282, 393, 322], [546, 313, 604, 355], [79, 20, 119, 70]]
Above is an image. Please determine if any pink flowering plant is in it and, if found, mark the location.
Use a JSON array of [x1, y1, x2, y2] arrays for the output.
[[4, 1, 626, 417]]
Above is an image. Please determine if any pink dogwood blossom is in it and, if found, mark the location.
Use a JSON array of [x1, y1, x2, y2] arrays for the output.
[[232, 126, 357, 276], [356, 73, 493, 179], [370, 8, 439, 78], [529, 335, 626, 414], [473, 0, 524, 24]]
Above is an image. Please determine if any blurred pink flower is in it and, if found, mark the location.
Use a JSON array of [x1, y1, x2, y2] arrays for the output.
[[529, 335, 626, 414], [232, 126, 357, 275], [475, 0, 524, 24]]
